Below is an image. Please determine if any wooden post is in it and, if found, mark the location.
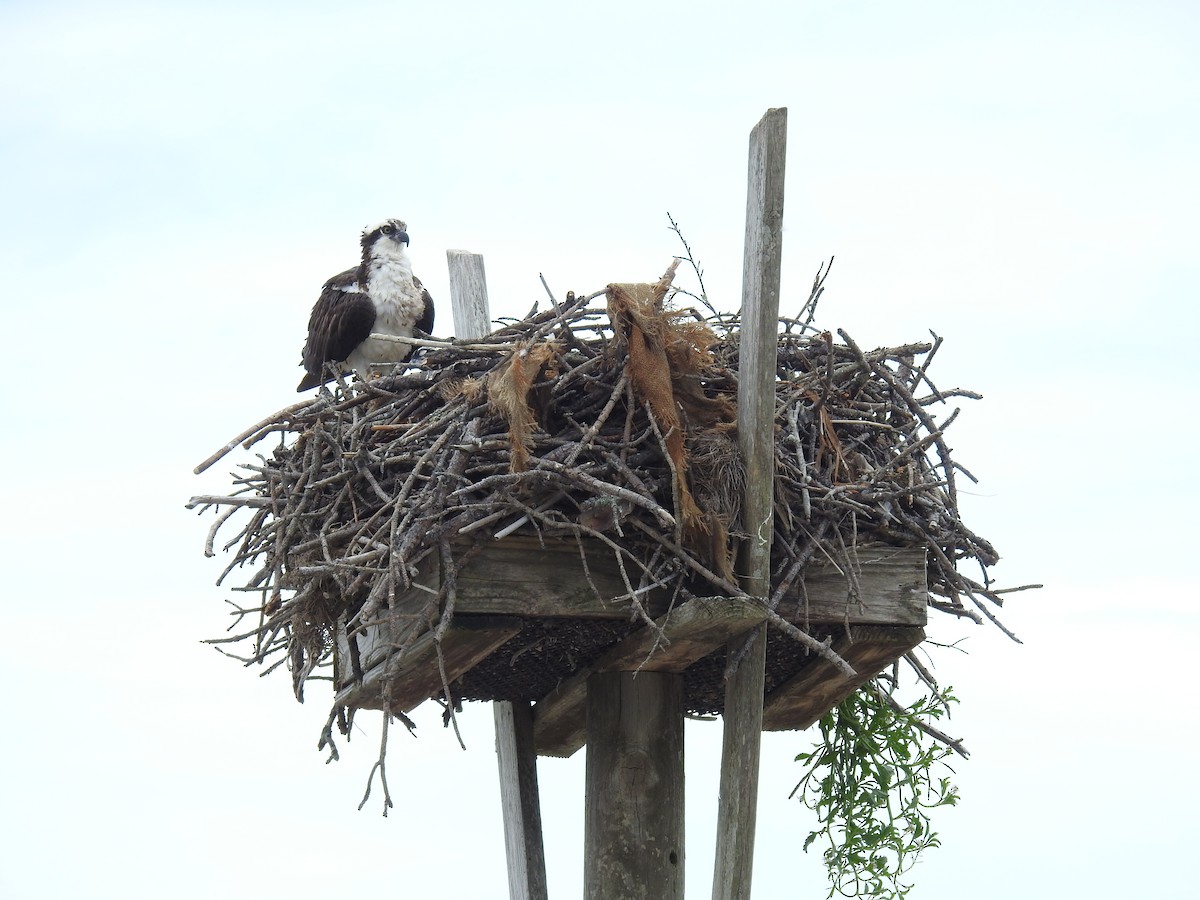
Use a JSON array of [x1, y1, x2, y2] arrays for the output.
[[447, 249, 491, 341], [584, 672, 685, 900], [447, 250, 547, 900], [712, 107, 787, 900], [495, 701, 549, 900]]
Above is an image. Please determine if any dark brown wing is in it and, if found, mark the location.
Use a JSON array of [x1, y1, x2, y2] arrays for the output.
[[413, 274, 435, 335], [297, 268, 376, 391]]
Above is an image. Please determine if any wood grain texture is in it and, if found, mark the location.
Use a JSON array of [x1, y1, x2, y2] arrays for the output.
[[532, 596, 769, 758], [495, 701, 548, 900], [331, 541, 925, 662], [714, 106, 788, 900], [600, 598, 769, 673], [446, 249, 491, 340], [449, 538, 925, 622], [584, 672, 685, 900], [454, 537, 660, 618], [774, 546, 928, 626], [736, 111, 787, 601], [447, 251, 549, 900], [334, 616, 521, 713], [528, 674, 589, 759], [761, 625, 926, 731]]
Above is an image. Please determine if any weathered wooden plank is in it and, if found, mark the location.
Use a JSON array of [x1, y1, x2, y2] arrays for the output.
[[332, 540, 925, 638], [584, 672, 685, 900], [774, 546, 928, 626], [531, 596, 769, 757], [714, 105, 788, 900], [446, 249, 491, 339], [334, 606, 429, 688], [762, 625, 926, 731], [455, 536, 664, 618], [334, 616, 522, 713], [528, 673, 589, 759], [529, 590, 928, 758], [495, 701, 549, 900], [712, 626, 766, 895], [458, 539, 925, 622], [602, 597, 769, 673], [329, 540, 926, 728]]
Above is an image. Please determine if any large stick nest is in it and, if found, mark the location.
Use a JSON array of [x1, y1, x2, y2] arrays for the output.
[[192, 265, 1017, 738]]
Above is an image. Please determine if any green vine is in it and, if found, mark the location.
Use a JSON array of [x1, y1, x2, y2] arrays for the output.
[[792, 683, 961, 898]]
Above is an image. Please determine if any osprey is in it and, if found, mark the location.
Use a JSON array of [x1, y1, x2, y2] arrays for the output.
[[297, 218, 435, 391]]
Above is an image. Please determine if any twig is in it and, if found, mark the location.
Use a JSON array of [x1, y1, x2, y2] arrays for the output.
[[357, 712, 395, 814], [873, 682, 970, 759]]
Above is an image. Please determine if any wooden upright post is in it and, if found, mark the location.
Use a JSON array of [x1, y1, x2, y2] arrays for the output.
[[447, 249, 491, 342], [584, 672, 685, 900], [447, 250, 548, 900], [712, 107, 788, 900], [495, 700, 549, 900]]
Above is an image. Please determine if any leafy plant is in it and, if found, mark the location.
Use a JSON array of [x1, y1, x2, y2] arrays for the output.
[[792, 683, 961, 898]]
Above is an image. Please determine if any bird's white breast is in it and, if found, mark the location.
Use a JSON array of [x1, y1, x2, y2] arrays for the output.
[[347, 254, 426, 374]]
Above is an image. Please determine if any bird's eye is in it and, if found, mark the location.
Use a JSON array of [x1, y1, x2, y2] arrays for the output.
[[381, 224, 393, 235]]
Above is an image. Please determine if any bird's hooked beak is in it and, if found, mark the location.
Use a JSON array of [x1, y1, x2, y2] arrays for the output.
[[391, 230, 410, 246]]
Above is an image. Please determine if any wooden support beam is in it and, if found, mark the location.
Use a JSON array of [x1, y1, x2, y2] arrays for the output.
[[333, 616, 521, 713], [584, 672, 685, 900], [456, 539, 927, 622], [762, 626, 926, 730], [447, 248, 550, 900], [599, 598, 769, 673], [713, 106, 787, 900], [533, 596, 769, 757], [333, 540, 925, 642], [333, 541, 928, 725], [495, 701, 549, 900]]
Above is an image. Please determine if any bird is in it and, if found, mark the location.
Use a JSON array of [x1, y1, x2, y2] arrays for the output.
[[297, 218, 435, 391]]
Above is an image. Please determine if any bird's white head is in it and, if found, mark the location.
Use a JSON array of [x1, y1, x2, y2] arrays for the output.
[[360, 218, 411, 263]]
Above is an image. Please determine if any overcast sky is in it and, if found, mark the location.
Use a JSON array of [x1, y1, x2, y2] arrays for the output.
[[2, 1, 1197, 898]]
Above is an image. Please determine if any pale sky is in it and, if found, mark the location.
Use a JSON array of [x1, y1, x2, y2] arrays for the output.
[[2, 1, 1197, 898]]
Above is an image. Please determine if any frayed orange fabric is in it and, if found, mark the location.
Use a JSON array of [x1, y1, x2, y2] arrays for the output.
[[438, 375, 485, 402], [606, 264, 736, 575], [488, 342, 560, 472]]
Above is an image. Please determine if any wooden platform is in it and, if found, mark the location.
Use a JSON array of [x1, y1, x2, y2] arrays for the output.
[[332, 535, 927, 756]]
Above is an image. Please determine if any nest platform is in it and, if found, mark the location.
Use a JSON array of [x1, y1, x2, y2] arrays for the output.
[[193, 282, 1005, 758]]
